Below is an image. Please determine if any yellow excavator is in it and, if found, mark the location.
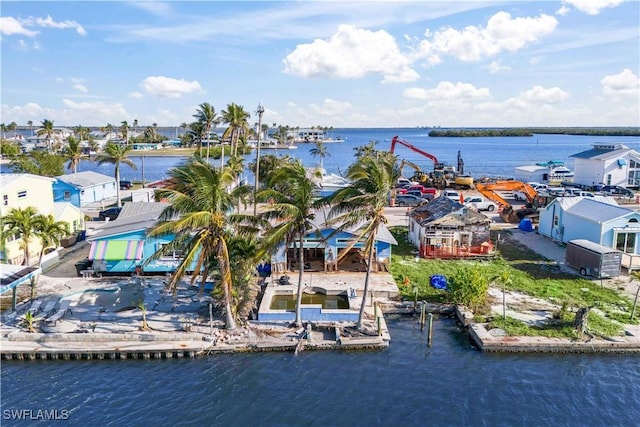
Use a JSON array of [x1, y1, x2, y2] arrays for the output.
[[399, 159, 429, 184]]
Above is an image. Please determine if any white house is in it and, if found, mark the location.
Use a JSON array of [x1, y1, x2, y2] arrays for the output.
[[538, 196, 640, 256], [570, 143, 640, 189]]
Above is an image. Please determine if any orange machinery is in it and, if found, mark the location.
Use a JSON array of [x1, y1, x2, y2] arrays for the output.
[[474, 180, 538, 223]]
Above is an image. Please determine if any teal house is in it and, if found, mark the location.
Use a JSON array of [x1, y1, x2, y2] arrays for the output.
[[86, 202, 182, 274]]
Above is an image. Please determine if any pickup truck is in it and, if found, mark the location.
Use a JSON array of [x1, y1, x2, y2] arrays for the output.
[[464, 196, 497, 212]]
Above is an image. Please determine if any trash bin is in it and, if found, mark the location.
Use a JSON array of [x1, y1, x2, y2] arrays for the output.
[[77, 230, 87, 241], [75, 258, 91, 277]]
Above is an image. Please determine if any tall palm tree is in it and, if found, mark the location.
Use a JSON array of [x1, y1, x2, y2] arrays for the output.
[[37, 119, 55, 151], [193, 102, 219, 161], [257, 160, 321, 327], [309, 140, 330, 171], [34, 214, 69, 266], [2, 206, 44, 266], [148, 159, 254, 329], [120, 121, 129, 143], [327, 154, 400, 330], [221, 103, 250, 164], [63, 136, 84, 173], [94, 141, 137, 207], [104, 123, 114, 140]]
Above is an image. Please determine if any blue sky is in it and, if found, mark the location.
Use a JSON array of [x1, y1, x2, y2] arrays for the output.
[[1, 1, 639, 128]]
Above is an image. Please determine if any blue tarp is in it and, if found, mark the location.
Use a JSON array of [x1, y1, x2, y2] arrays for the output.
[[430, 274, 448, 290], [519, 218, 534, 232]]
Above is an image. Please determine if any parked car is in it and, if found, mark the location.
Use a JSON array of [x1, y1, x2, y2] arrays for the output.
[[99, 207, 122, 221], [602, 185, 634, 198], [405, 190, 434, 201], [464, 196, 497, 211], [442, 189, 462, 202], [119, 180, 133, 190], [394, 194, 425, 207]]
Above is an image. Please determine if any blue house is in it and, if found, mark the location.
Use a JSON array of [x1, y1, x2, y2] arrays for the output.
[[86, 202, 181, 274], [53, 171, 117, 207], [269, 208, 398, 274]]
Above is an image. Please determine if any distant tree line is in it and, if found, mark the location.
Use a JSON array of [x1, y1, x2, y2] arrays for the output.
[[428, 128, 640, 137]]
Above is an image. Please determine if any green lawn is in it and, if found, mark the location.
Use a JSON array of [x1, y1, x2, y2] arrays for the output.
[[388, 226, 637, 338]]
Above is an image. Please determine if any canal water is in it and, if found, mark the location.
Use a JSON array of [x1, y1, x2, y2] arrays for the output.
[[2, 317, 639, 426]]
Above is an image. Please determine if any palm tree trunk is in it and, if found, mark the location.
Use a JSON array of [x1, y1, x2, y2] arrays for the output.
[[295, 234, 305, 327], [357, 235, 377, 331], [224, 281, 236, 329]]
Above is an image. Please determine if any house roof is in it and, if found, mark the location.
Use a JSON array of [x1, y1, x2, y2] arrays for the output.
[[551, 195, 618, 211], [563, 198, 634, 223], [53, 201, 83, 221], [308, 207, 398, 245], [55, 171, 115, 189], [0, 264, 41, 294], [408, 195, 490, 227], [88, 202, 169, 240], [570, 144, 634, 160], [0, 173, 56, 188]]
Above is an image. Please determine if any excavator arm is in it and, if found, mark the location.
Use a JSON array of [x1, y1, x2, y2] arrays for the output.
[[474, 180, 538, 223], [390, 136, 439, 165]]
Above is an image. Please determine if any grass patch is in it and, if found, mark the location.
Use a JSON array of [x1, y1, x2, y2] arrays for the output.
[[388, 226, 637, 337]]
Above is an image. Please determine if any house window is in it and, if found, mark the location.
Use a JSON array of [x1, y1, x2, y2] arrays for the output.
[[64, 191, 71, 201], [2, 194, 7, 206], [156, 243, 184, 260], [616, 233, 636, 253], [103, 184, 106, 189], [554, 216, 559, 226], [606, 174, 612, 185], [17, 190, 27, 198]]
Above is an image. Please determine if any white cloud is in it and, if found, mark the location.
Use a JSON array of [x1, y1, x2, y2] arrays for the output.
[[128, 91, 144, 99], [382, 68, 421, 84], [127, 1, 173, 17], [488, 61, 510, 74], [22, 15, 86, 36], [417, 12, 558, 62], [403, 81, 491, 101], [517, 85, 570, 104], [0, 17, 38, 36], [308, 99, 352, 116], [283, 24, 414, 81], [601, 69, 640, 97], [562, 0, 624, 15], [73, 84, 88, 93], [140, 76, 202, 98]]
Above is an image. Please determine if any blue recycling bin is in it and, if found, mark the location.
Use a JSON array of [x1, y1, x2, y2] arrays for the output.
[[430, 274, 448, 290]]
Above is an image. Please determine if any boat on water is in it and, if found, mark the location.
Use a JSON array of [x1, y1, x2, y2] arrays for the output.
[[247, 137, 298, 150], [514, 160, 574, 184], [307, 167, 351, 196], [287, 129, 345, 144]]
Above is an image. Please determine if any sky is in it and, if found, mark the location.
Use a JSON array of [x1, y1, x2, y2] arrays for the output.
[[1, 0, 639, 129]]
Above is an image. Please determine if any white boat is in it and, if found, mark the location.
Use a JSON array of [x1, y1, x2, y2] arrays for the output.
[[309, 167, 351, 196], [514, 160, 574, 184]]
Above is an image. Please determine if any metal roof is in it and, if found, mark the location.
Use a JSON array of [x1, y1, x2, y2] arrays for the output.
[[88, 202, 169, 240], [55, 171, 115, 189], [310, 207, 398, 245], [409, 195, 490, 227], [570, 145, 633, 160], [565, 198, 634, 223], [0, 173, 56, 188]]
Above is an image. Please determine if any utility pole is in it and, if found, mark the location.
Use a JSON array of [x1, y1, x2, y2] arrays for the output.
[[253, 103, 265, 216]]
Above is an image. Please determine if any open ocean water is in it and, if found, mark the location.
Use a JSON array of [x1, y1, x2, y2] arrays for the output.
[[2, 317, 640, 426], [2, 129, 640, 426]]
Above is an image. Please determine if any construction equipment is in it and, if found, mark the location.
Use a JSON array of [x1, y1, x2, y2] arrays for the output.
[[474, 180, 539, 223], [399, 159, 429, 184], [390, 136, 472, 189]]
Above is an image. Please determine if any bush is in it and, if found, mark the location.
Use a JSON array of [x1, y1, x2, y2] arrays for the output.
[[448, 266, 489, 312]]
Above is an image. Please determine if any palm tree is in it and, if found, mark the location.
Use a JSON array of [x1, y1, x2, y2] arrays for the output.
[[193, 102, 219, 161], [27, 120, 33, 136], [2, 206, 43, 266], [37, 119, 55, 151], [94, 141, 137, 207], [257, 160, 321, 327], [63, 136, 84, 173], [34, 214, 69, 266], [104, 123, 114, 140], [309, 140, 330, 171], [327, 154, 400, 331], [221, 103, 250, 164], [148, 159, 255, 329], [120, 121, 129, 143]]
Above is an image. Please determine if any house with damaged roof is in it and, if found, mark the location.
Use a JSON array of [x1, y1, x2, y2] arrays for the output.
[[407, 196, 493, 259]]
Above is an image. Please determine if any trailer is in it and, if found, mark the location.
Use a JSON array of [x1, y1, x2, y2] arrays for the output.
[[565, 239, 622, 278]]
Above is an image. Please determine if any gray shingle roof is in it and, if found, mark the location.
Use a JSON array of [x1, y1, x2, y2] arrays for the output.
[[408, 195, 489, 227], [565, 198, 634, 223]]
